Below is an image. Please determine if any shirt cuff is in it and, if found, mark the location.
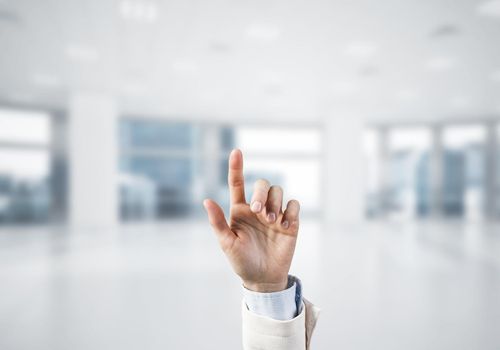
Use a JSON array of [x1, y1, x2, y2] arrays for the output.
[[243, 275, 302, 321]]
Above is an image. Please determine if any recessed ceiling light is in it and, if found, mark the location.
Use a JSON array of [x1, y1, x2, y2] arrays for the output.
[[358, 65, 379, 77], [245, 24, 281, 41], [477, 0, 500, 17], [32, 74, 61, 87], [209, 42, 232, 53], [257, 72, 284, 95], [120, 0, 157, 22], [426, 56, 456, 71], [65, 44, 99, 63], [430, 24, 460, 38], [344, 42, 378, 59]]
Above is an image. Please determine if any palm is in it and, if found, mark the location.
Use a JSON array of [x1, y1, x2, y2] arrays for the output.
[[227, 204, 298, 285]]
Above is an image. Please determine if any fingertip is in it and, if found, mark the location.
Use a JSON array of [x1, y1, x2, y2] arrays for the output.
[[230, 148, 239, 158], [203, 199, 221, 214], [267, 212, 276, 223], [283, 199, 300, 228], [251, 201, 262, 213], [203, 199, 224, 224], [203, 199, 211, 210], [229, 149, 243, 166]]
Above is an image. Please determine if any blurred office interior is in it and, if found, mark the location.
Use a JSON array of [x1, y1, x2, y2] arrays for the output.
[[0, 0, 500, 349]]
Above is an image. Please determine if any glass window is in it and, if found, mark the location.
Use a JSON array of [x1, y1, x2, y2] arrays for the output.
[[386, 127, 432, 218], [0, 109, 51, 144], [442, 124, 486, 219], [443, 125, 485, 150], [243, 158, 320, 212], [119, 119, 195, 220], [220, 126, 235, 152], [235, 127, 321, 154], [120, 119, 193, 150], [389, 127, 431, 151], [233, 126, 322, 214], [0, 108, 52, 224], [119, 122, 322, 220], [120, 156, 193, 219], [0, 149, 50, 178]]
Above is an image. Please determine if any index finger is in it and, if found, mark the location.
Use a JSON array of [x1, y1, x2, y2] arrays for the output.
[[228, 149, 246, 204]]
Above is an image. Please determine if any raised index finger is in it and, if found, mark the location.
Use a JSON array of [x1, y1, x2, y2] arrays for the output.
[[228, 149, 246, 205]]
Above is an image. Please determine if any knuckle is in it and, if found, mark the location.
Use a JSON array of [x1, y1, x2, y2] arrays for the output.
[[254, 178, 270, 190], [269, 200, 282, 210], [228, 174, 244, 186], [229, 179, 244, 187]]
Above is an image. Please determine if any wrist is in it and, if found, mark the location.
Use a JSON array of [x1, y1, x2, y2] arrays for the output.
[[243, 278, 289, 293]]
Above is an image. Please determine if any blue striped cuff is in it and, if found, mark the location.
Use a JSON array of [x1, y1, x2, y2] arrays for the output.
[[243, 275, 302, 321]]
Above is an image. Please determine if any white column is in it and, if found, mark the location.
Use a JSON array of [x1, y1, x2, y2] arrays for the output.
[[430, 125, 444, 217], [68, 93, 118, 228], [485, 122, 498, 219], [378, 126, 390, 217], [323, 116, 366, 223]]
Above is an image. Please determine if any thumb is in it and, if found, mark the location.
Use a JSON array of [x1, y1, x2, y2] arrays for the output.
[[203, 199, 235, 251]]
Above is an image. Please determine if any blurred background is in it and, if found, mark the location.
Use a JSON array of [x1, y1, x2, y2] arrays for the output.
[[0, 0, 499, 349]]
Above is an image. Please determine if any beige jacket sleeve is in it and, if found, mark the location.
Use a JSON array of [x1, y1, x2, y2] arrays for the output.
[[242, 298, 320, 350]]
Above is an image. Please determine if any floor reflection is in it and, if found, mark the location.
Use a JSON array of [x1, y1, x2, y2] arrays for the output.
[[0, 220, 499, 350]]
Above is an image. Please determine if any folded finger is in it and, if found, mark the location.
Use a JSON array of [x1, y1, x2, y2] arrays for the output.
[[250, 179, 271, 213], [282, 199, 300, 230], [265, 185, 283, 223]]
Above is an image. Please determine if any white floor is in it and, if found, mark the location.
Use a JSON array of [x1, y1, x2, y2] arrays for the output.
[[1, 219, 499, 350]]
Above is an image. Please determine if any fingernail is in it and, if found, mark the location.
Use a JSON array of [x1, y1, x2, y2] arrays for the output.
[[282, 220, 289, 229], [267, 212, 276, 223], [251, 201, 262, 212]]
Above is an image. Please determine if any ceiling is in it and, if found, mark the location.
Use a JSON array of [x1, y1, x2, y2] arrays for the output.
[[0, 0, 500, 122]]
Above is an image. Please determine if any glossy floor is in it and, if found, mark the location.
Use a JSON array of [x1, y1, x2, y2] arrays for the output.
[[1, 219, 499, 350]]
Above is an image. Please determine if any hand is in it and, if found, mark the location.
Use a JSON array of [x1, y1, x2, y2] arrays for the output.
[[203, 149, 300, 293]]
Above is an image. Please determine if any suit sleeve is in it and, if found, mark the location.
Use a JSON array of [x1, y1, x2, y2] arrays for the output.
[[242, 297, 320, 350]]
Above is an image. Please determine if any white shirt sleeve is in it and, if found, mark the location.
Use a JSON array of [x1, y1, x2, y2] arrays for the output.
[[243, 275, 302, 321]]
